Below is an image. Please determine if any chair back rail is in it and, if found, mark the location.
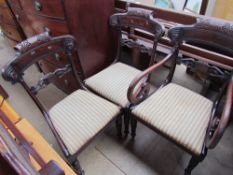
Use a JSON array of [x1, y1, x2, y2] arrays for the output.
[[168, 18, 233, 57], [14, 32, 51, 53], [110, 7, 164, 35], [109, 7, 165, 65], [2, 34, 80, 83]]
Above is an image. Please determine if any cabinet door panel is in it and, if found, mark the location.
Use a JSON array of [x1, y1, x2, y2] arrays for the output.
[[44, 52, 69, 67], [0, 7, 15, 25], [0, 0, 7, 7], [26, 15, 69, 37], [11, 9, 34, 37], [19, 0, 65, 19], [7, 0, 22, 9], [14, 10, 68, 37], [1, 23, 21, 41]]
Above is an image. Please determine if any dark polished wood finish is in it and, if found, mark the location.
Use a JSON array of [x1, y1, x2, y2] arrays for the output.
[[5, 0, 117, 94], [2, 33, 125, 174], [0, 0, 25, 46], [206, 76, 233, 148], [128, 48, 178, 104], [0, 5, 15, 25], [0, 155, 18, 175], [4, 0, 233, 94], [19, 0, 65, 19], [115, 0, 233, 70], [168, 18, 233, 56], [63, 0, 117, 77], [199, 0, 209, 15], [127, 20, 233, 174], [2, 33, 84, 174]]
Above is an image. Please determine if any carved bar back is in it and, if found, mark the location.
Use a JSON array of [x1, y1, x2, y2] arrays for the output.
[[2, 33, 124, 174], [110, 7, 165, 67], [2, 32, 83, 157], [2, 33, 82, 89]]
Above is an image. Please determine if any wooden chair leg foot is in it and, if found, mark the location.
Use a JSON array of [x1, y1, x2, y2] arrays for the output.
[[116, 116, 122, 138], [72, 159, 85, 175], [131, 133, 136, 139], [131, 118, 137, 138], [184, 169, 191, 175], [117, 133, 122, 138], [124, 113, 130, 136], [184, 148, 207, 175]]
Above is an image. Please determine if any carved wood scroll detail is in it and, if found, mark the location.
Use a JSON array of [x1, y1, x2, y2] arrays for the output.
[[206, 75, 233, 148], [1, 63, 21, 84], [30, 64, 72, 95], [121, 38, 152, 55], [168, 18, 233, 53], [63, 38, 76, 55], [110, 7, 164, 37], [14, 32, 51, 54], [195, 18, 233, 37]]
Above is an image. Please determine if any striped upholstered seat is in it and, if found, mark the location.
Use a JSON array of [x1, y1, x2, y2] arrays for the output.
[[85, 62, 141, 107], [132, 83, 213, 155], [49, 90, 120, 155]]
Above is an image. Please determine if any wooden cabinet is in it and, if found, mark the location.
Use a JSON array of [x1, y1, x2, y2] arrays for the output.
[[1, 23, 21, 41], [0, 0, 24, 46], [0, 7, 15, 25], [19, 0, 65, 19], [7, 0, 21, 8], [5, 0, 117, 94]]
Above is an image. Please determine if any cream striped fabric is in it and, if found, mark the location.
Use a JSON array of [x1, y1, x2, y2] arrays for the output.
[[132, 83, 213, 155], [49, 90, 120, 155], [85, 62, 141, 107]]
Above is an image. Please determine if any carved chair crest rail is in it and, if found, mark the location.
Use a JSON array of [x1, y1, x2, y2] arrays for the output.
[[110, 7, 165, 65], [127, 18, 233, 175], [1, 33, 122, 175]]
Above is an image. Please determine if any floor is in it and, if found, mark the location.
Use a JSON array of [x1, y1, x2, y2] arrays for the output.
[[0, 36, 233, 175]]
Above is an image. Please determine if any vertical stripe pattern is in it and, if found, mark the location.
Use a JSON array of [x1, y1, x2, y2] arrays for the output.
[[49, 90, 120, 155], [85, 62, 141, 107], [132, 83, 213, 155]]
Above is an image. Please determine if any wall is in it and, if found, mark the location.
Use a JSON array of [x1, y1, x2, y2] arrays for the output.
[[211, 0, 233, 20]]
